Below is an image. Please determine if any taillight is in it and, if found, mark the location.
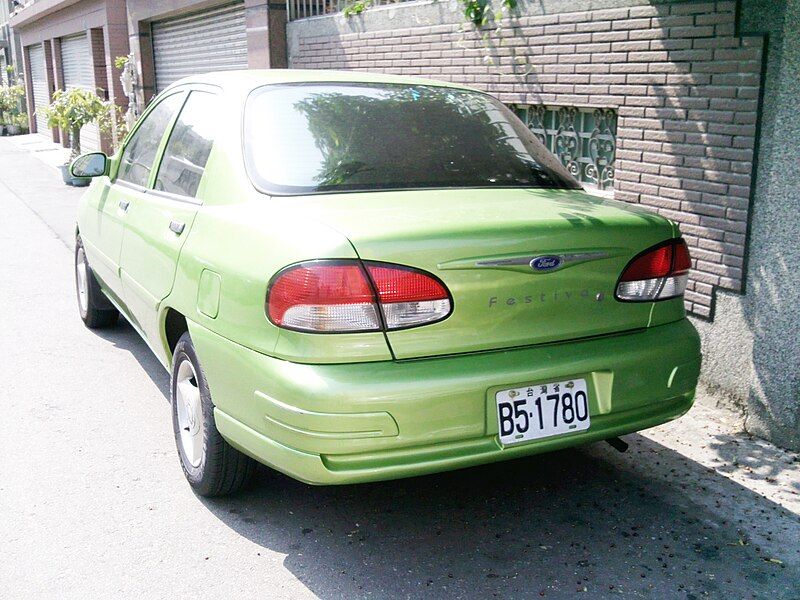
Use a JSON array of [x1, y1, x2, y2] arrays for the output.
[[267, 260, 452, 333], [615, 239, 691, 302], [366, 264, 451, 330]]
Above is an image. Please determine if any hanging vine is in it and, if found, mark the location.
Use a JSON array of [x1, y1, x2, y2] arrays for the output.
[[460, 0, 517, 26], [340, 0, 530, 77], [455, 0, 532, 78], [341, 0, 518, 27]]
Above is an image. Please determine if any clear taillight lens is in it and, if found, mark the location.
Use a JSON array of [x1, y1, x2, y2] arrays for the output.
[[615, 239, 691, 302], [267, 260, 452, 333]]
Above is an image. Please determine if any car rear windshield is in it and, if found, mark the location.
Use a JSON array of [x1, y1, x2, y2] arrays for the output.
[[243, 83, 582, 195]]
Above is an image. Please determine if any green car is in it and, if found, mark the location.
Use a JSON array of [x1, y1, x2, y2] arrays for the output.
[[72, 70, 701, 497]]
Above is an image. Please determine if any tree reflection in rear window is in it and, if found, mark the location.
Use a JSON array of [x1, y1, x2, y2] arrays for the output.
[[244, 83, 582, 195]]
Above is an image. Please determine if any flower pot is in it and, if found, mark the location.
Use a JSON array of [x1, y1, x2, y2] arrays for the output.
[[6, 125, 19, 135], [60, 164, 91, 187]]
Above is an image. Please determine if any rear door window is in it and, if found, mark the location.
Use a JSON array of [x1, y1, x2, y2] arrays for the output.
[[154, 91, 218, 198]]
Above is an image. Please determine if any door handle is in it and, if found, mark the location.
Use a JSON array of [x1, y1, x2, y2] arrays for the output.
[[169, 221, 186, 235], [119, 199, 130, 212]]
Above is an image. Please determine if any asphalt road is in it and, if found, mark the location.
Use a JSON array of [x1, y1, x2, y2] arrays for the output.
[[1, 137, 798, 599]]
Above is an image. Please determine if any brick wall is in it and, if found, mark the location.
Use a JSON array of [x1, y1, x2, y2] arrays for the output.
[[290, 0, 765, 318]]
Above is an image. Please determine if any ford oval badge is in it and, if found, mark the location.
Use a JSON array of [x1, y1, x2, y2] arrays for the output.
[[530, 255, 562, 272]]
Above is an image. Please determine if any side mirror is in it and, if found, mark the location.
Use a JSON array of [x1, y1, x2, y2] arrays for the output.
[[70, 152, 108, 178]]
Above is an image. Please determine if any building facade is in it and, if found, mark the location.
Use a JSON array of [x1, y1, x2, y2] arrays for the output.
[[9, 0, 130, 151], [124, 0, 287, 110], [0, 0, 22, 84], [8, 0, 287, 146]]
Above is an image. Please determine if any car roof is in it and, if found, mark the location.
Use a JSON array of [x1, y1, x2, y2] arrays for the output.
[[164, 69, 480, 95]]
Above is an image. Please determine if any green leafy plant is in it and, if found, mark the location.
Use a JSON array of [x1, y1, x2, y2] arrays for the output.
[[114, 55, 130, 70], [0, 83, 26, 126], [99, 101, 129, 152], [460, 0, 517, 26], [342, 0, 371, 16], [9, 112, 29, 131], [41, 88, 118, 159]]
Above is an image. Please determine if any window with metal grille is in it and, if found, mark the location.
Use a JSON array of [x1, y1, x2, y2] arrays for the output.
[[512, 105, 617, 192]]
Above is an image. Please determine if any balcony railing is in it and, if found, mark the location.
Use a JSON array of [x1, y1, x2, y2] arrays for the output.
[[286, 0, 412, 21]]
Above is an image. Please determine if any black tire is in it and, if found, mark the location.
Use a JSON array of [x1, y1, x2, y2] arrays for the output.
[[171, 332, 255, 497], [75, 236, 118, 329]]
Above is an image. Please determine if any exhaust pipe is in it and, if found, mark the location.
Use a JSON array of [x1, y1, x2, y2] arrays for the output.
[[606, 437, 629, 453]]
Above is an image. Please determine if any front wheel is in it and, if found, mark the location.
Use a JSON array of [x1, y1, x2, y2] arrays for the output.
[[171, 332, 255, 497], [75, 237, 118, 329]]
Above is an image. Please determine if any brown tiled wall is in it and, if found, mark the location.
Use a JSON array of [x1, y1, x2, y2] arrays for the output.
[[290, 1, 764, 317]]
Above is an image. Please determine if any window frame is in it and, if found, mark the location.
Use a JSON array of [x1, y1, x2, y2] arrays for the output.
[[150, 88, 220, 204], [112, 89, 187, 193], [112, 83, 220, 204]]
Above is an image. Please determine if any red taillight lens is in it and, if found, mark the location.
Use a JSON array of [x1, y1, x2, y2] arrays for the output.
[[619, 245, 672, 282], [267, 261, 452, 333], [268, 262, 380, 332], [367, 265, 449, 303], [672, 239, 691, 274], [616, 239, 691, 302]]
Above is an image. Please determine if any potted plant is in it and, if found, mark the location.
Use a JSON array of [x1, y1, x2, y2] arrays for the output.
[[0, 83, 25, 136], [41, 87, 118, 186], [7, 112, 29, 135]]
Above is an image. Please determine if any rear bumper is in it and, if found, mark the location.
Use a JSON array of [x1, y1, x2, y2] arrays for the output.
[[189, 319, 701, 485]]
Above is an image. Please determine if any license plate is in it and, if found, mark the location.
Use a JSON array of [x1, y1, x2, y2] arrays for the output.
[[496, 378, 590, 446]]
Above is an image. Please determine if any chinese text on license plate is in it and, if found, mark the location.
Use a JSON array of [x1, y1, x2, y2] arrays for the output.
[[496, 379, 590, 446]]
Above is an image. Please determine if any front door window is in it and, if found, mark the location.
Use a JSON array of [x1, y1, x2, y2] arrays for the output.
[[116, 93, 185, 188]]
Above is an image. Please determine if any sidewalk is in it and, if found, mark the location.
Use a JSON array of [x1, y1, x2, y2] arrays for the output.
[[0, 134, 84, 246], [7, 132, 72, 169]]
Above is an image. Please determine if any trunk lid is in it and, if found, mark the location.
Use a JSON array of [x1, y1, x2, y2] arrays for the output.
[[283, 188, 676, 360]]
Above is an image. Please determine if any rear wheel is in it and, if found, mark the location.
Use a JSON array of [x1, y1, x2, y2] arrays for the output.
[[171, 332, 255, 497], [75, 237, 118, 329]]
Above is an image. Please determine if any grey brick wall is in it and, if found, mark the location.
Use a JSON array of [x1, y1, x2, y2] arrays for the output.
[[289, 0, 765, 318]]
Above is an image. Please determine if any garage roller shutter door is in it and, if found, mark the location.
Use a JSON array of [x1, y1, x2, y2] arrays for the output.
[[28, 44, 51, 139], [61, 34, 101, 152], [152, 2, 248, 94]]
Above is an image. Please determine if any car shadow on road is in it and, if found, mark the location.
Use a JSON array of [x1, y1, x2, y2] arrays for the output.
[[93, 319, 170, 397], [199, 435, 799, 599], [90, 320, 799, 598]]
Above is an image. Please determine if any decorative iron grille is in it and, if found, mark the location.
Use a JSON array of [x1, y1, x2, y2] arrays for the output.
[[512, 105, 617, 191]]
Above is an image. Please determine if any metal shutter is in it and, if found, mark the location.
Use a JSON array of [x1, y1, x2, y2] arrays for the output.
[[152, 2, 248, 94], [28, 44, 50, 138], [61, 34, 101, 151]]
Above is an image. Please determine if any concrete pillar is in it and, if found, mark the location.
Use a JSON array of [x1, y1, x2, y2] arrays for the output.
[[130, 20, 155, 107], [21, 45, 36, 134], [50, 37, 69, 148], [42, 40, 59, 143], [88, 28, 113, 154], [245, 0, 287, 68], [104, 0, 130, 111]]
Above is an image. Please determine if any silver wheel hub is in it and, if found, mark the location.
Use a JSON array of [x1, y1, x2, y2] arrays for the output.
[[175, 359, 204, 468], [76, 247, 89, 315]]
